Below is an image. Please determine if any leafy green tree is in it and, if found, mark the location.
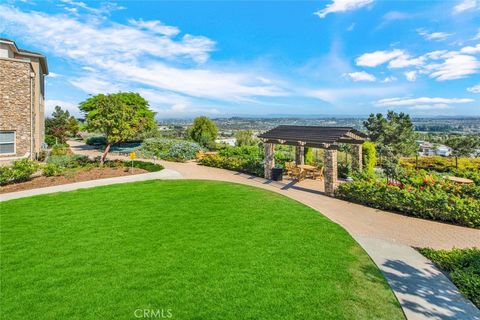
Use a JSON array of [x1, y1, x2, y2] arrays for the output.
[[189, 116, 218, 147], [235, 130, 257, 147], [45, 106, 70, 144], [67, 116, 80, 137], [445, 135, 479, 169], [79, 92, 156, 164], [364, 111, 417, 157]]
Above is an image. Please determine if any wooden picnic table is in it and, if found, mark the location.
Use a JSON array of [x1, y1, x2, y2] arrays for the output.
[[444, 176, 474, 184], [298, 164, 317, 171]]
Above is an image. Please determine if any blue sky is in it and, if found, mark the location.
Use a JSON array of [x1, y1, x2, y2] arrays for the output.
[[1, 0, 479, 118]]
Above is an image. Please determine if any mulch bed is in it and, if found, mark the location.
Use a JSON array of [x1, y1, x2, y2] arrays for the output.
[[0, 167, 148, 194]]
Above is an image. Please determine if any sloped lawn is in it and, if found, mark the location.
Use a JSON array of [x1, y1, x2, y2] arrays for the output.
[[0, 180, 403, 319]]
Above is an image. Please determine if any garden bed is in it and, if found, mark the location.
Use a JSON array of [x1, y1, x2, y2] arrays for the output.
[[0, 167, 148, 194]]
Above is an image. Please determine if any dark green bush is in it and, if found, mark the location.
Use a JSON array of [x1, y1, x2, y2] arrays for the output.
[[85, 136, 107, 146], [128, 160, 163, 172], [419, 248, 480, 308], [200, 154, 264, 177], [0, 159, 38, 185]]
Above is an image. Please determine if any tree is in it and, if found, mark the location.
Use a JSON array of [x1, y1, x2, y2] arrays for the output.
[[445, 135, 479, 169], [362, 141, 376, 176], [67, 116, 80, 137], [79, 92, 156, 164], [189, 116, 218, 147], [364, 111, 417, 157], [45, 105, 70, 144], [235, 130, 256, 147]]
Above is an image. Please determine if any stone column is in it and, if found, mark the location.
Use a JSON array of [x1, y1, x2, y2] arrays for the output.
[[264, 143, 275, 179], [295, 145, 305, 165], [323, 148, 338, 197], [351, 144, 363, 172]]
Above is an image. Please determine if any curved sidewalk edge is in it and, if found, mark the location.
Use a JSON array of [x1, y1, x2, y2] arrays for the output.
[[356, 236, 480, 320], [0, 169, 183, 202]]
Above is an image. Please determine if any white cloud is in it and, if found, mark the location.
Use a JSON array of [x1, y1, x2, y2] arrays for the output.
[[408, 104, 451, 110], [59, 0, 125, 15], [0, 5, 286, 104], [314, 0, 373, 18], [376, 97, 474, 108], [388, 54, 425, 68], [427, 54, 480, 81], [382, 76, 397, 83], [47, 72, 61, 78], [128, 19, 180, 37], [460, 44, 480, 54], [356, 49, 404, 67], [346, 71, 376, 82], [417, 29, 452, 41], [467, 84, 480, 93], [453, 0, 477, 13], [306, 85, 406, 104], [404, 71, 417, 81], [474, 29, 480, 40]]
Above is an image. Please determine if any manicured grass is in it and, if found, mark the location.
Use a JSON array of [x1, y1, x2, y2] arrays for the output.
[[0, 180, 403, 319], [419, 247, 480, 308]]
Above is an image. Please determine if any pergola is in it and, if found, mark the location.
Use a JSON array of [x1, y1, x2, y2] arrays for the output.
[[258, 126, 367, 197]]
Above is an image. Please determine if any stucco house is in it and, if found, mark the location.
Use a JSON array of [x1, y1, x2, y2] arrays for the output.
[[0, 38, 48, 162]]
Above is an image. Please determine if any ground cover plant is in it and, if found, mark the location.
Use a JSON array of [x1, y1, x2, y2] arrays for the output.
[[138, 137, 203, 161], [419, 248, 480, 308], [0, 180, 404, 320]]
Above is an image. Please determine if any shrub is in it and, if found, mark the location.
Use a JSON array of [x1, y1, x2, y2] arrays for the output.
[[362, 141, 376, 176], [400, 156, 480, 172], [128, 160, 163, 172], [0, 159, 38, 185], [50, 144, 70, 156], [304, 147, 314, 165], [336, 179, 480, 228], [43, 163, 64, 177], [139, 138, 203, 162], [200, 154, 264, 177], [85, 136, 107, 146], [47, 154, 92, 168], [419, 248, 480, 308], [44, 135, 56, 147], [218, 145, 261, 159]]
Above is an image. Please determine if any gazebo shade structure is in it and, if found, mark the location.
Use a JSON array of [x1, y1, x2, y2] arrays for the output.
[[258, 126, 367, 149], [258, 126, 367, 197]]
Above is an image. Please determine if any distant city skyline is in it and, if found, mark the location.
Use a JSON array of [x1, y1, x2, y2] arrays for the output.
[[1, 0, 479, 117]]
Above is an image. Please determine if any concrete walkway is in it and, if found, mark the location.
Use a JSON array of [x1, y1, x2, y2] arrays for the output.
[[4, 140, 479, 320]]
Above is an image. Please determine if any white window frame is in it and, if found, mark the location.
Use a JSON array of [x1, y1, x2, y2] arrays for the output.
[[0, 131, 16, 155]]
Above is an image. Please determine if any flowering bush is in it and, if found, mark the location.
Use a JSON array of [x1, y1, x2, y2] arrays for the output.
[[400, 156, 480, 172], [336, 173, 480, 228], [139, 138, 203, 162]]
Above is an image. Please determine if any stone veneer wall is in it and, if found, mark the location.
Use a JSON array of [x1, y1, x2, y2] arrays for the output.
[[323, 148, 338, 197], [0, 59, 33, 159]]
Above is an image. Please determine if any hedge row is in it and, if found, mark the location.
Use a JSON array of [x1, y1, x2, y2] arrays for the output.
[[199, 154, 264, 177], [335, 180, 480, 228]]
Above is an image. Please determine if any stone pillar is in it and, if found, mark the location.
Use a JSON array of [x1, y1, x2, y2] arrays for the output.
[[264, 143, 275, 179], [295, 145, 305, 165], [351, 144, 363, 172], [323, 148, 338, 197]]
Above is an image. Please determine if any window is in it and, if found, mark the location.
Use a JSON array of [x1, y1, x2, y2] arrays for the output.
[[0, 131, 15, 154]]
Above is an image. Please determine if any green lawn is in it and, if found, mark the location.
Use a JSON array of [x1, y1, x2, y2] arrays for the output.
[[0, 180, 403, 320]]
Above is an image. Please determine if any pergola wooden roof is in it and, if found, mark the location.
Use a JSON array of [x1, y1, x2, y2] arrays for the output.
[[258, 125, 367, 149]]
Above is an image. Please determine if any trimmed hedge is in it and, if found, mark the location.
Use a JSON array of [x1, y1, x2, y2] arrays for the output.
[[336, 180, 480, 228], [199, 154, 264, 177], [419, 248, 480, 308]]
